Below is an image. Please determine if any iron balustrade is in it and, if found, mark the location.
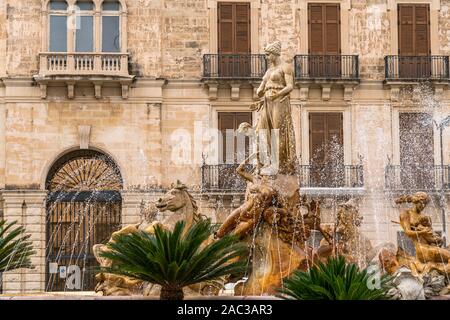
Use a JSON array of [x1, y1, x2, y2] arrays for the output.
[[294, 55, 359, 80], [385, 165, 450, 191], [385, 55, 449, 81], [201, 164, 254, 192], [202, 54, 267, 79], [298, 165, 364, 188], [201, 163, 364, 191]]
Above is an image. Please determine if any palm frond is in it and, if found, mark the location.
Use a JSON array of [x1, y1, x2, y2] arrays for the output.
[[278, 256, 392, 300], [99, 219, 248, 291], [0, 220, 36, 273]]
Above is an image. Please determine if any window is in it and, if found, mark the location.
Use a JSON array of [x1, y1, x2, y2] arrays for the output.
[[218, 112, 252, 164], [399, 113, 434, 189], [46, 0, 124, 53], [308, 3, 341, 77], [49, 0, 68, 52], [309, 113, 344, 187], [398, 4, 431, 78], [217, 2, 251, 77], [75, 1, 94, 52], [102, 1, 121, 52]]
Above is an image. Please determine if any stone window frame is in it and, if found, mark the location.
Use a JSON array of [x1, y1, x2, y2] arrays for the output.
[[40, 0, 128, 53], [300, 104, 352, 166], [391, 107, 440, 167], [387, 0, 441, 55], [297, 0, 351, 55], [207, 0, 260, 54]]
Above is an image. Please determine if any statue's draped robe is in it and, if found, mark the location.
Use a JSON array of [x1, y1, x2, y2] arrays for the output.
[[256, 64, 297, 175]]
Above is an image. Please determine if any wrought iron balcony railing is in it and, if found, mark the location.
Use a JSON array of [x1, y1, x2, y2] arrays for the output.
[[201, 164, 253, 192], [38, 52, 130, 77], [298, 165, 364, 188], [294, 55, 359, 80], [385, 165, 450, 191], [201, 163, 364, 192], [202, 54, 267, 79], [385, 55, 449, 81]]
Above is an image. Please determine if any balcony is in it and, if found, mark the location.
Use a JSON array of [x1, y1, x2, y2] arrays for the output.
[[34, 52, 134, 99], [201, 163, 253, 193], [385, 165, 450, 193], [298, 165, 364, 196], [201, 163, 364, 196], [201, 54, 267, 100], [385, 55, 449, 82], [294, 55, 359, 101]]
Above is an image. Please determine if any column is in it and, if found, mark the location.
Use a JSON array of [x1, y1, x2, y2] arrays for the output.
[[1, 190, 47, 294]]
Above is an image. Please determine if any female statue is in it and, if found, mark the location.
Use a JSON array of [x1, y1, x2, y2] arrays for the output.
[[396, 192, 450, 266], [253, 41, 297, 176]]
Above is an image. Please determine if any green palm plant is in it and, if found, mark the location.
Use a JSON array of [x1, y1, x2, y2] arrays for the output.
[[0, 219, 35, 273], [278, 256, 392, 300], [99, 219, 248, 300]]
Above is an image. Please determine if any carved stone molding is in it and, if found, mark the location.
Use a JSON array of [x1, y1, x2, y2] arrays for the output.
[[66, 81, 75, 99], [390, 86, 401, 102], [344, 85, 356, 101], [39, 83, 47, 99], [230, 82, 241, 101], [204, 81, 218, 100], [321, 84, 332, 101], [299, 86, 309, 101], [250, 81, 261, 100], [93, 82, 103, 99]]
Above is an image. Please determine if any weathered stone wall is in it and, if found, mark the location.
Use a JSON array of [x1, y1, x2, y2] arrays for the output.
[[0, 0, 7, 78], [439, 0, 450, 55], [3, 99, 165, 189], [4, 0, 41, 77], [350, 0, 391, 80], [260, 0, 299, 60]]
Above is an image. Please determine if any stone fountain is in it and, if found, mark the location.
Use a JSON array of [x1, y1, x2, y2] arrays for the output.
[[92, 41, 450, 300]]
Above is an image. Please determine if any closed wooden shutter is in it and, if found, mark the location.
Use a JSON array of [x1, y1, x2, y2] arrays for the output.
[[235, 4, 250, 54], [415, 5, 430, 55], [218, 112, 252, 163], [308, 3, 340, 54], [309, 113, 344, 187], [309, 4, 324, 54], [309, 113, 327, 164], [398, 4, 430, 78], [218, 3, 250, 77], [399, 5, 415, 56], [325, 4, 340, 54], [218, 3, 234, 54], [309, 113, 343, 164], [398, 4, 430, 55], [308, 3, 341, 77], [218, 2, 250, 54]]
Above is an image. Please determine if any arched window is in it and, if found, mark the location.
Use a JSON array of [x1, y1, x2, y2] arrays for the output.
[[74, 1, 94, 52], [48, 0, 68, 52], [102, 1, 121, 52]]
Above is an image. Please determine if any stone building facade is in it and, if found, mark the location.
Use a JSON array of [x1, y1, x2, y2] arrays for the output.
[[0, 0, 449, 293]]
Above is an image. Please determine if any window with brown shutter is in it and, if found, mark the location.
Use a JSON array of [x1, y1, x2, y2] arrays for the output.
[[309, 112, 344, 187], [218, 2, 251, 77], [218, 112, 252, 164], [399, 113, 434, 189], [398, 4, 431, 78], [308, 3, 341, 78]]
